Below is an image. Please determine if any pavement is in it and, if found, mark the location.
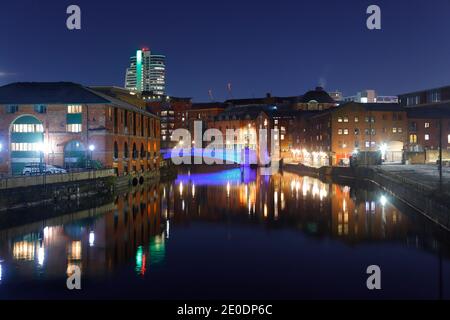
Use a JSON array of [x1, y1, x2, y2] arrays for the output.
[[375, 164, 450, 191]]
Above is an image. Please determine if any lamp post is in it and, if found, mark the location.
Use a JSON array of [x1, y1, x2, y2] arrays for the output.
[[88, 144, 95, 169], [38, 142, 48, 174]]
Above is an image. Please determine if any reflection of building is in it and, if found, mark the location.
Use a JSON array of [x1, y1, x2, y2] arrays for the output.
[[0, 183, 164, 281], [105, 185, 163, 272], [330, 185, 409, 242], [0, 82, 160, 176], [164, 169, 414, 245]]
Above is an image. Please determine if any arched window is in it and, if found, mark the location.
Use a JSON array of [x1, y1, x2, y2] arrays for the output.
[[114, 142, 119, 159], [124, 142, 129, 159], [10, 115, 45, 175], [140, 143, 145, 158], [132, 143, 138, 159]]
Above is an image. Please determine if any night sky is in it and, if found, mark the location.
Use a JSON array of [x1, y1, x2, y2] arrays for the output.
[[1, 0, 450, 101]]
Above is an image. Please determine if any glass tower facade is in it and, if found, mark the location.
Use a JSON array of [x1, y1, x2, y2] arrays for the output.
[[125, 49, 166, 95]]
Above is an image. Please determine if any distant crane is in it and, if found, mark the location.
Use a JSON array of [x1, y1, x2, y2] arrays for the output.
[[208, 89, 214, 102], [227, 82, 234, 99]]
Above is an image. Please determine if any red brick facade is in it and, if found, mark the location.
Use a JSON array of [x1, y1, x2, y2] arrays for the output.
[[0, 101, 160, 176]]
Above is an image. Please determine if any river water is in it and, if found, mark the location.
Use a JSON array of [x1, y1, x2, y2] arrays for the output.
[[0, 167, 449, 299]]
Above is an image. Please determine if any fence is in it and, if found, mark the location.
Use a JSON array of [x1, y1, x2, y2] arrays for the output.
[[0, 169, 115, 190]]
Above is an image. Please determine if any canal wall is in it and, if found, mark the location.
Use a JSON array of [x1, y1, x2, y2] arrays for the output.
[[0, 167, 167, 211], [283, 164, 450, 231], [0, 169, 116, 211]]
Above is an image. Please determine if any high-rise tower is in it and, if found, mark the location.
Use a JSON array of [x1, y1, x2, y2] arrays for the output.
[[125, 48, 166, 95]]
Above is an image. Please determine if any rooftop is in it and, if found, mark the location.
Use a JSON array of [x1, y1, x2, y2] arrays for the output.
[[406, 103, 450, 118], [191, 102, 226, 110], [0, 82, 157, 118], [299, 87, 336, 104], [0, 82, 110, 105]]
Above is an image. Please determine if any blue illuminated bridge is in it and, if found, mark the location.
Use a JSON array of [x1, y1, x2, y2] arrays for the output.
[[161, 147, 259, 166]]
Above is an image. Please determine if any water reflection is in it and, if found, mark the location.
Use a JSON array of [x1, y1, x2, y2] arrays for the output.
[[0, 167, 449, 299], [167, 169, 413, 244]]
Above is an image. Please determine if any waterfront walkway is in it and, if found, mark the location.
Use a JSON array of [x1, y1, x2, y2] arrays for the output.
[[375, 164, 450, 194]]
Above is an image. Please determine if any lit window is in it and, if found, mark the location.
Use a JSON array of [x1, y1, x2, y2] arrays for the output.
[[409, 134, 417, 143], [365, 141, 370, 148], [280, 134, 285, 140], [12, 124, 44, 133], [338, 117, 343, 123], [11, 142, 41, 151], [425, 134, 430, 141], [343, 117, 349, 123], [425, 122, 430, 128], [398, 128, 403, 133], [68, 105, 82, 113], [448, 134, 450, 144], [354, 117, 359, 123], [67, 124, 82, 133], [343, 129, 349, 135], [392, 128, 397, 133], [338, 129, 343, 135]]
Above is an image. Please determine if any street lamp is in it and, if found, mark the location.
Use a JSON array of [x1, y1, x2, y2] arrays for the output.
[[37, 142, 49, 173], [380, 195, 388, 207], [379, 143, 388, 161], [88, 144, 95, 169]]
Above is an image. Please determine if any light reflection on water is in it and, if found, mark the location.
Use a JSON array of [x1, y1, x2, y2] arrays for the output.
[[0, 167, 449, 299]]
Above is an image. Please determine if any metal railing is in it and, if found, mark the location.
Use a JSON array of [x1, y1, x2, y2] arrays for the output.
[[0, 168, 116, 190]]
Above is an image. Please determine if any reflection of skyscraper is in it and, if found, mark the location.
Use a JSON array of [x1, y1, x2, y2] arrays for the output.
[[125, 48, 166, 95]]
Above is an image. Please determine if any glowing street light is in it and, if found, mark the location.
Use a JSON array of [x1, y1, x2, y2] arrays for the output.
[[88, 144, 95, 169], [379, 143, 388, 159], [89, 231, 95, 247], [380, 195, 388, 207], [0, 143, 3, 152]]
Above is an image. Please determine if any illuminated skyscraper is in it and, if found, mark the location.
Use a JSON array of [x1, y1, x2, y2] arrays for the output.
[[125, 48, 166, 95]]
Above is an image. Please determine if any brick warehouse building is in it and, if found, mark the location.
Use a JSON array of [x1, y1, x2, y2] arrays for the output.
[[0, 82, 160, 176], [296, 102, 408, 166]]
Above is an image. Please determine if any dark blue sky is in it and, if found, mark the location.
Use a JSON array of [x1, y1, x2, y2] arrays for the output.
[[1, 0, 450, 101]]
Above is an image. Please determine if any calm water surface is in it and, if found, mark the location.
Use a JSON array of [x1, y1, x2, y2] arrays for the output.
[[0, 167, 449, 299]]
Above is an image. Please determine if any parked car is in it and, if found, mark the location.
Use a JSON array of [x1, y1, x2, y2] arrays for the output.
[[23, 164, 67, 175]]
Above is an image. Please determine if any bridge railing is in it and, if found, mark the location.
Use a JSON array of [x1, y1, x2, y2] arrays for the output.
[[162, 147, 258, 165]]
